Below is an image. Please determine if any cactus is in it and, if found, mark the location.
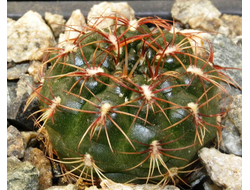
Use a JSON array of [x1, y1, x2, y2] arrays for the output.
[[27, 15, 238, 187]]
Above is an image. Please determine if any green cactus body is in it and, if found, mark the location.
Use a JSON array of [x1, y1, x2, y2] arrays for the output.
[[37, 17, 223, 185]]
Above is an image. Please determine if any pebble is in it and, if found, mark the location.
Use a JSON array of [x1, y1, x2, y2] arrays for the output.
[[23, 147, 53, 189], [7, 17, 15, 29], [45, 12, 66, 38], [58, 9, 86, 50], [21, 131, 39, 149], [203, 179, 222, 190], [7, 10, 56, 63], [171, 0, 221, 31], [7, 156, 39, 190], [87, 2, 135, 29], [7, 75, 39, 130], [86, 180, 180, 190], [7, 125, 26, 158], [7, 62, 30, 80], [171, 0, 242, 45], [16, 74, 34, 97], [45, 184, 78, 190], [220, 95, 242, 156], [7, 81, 17, 108], [211, 34, 242, 89], [198, 148, 242, 190], [218, 14, 242, 41], [7, 84, 28, 121], [28, 60, 43, 83]]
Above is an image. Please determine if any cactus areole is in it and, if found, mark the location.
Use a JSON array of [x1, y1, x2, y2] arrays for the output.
[[34, 16, 229, 186]]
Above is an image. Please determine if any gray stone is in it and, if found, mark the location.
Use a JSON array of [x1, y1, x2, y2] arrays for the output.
[[7, 75, 40, 130], [7, 81, 17, 106], [220, 95, 242, 156], [7, 125, 25, 158], [188, 168, 207, 187], [7, 156, 39, 190], [196, 32, 242, 95], [211, 34, 242, 89], [7, 91, 29, 123], [7, 63, 30, 80], [7, 10, 55, 63], [16, 74, 34, 97], [198, 148, 242, 190], [177, 30, 242, 95]]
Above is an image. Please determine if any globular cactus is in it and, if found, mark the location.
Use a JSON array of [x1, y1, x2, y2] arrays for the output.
[[27, 15, 238, 187]]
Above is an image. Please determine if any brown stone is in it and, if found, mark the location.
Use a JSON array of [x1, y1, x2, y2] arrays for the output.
[[23, 147, 53, 190]]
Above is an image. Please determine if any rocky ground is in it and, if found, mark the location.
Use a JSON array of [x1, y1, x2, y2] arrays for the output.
[[7, 0, 242, 190]]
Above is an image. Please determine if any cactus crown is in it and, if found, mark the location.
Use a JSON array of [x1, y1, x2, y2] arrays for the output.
[[26, 14, 239, 188]]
